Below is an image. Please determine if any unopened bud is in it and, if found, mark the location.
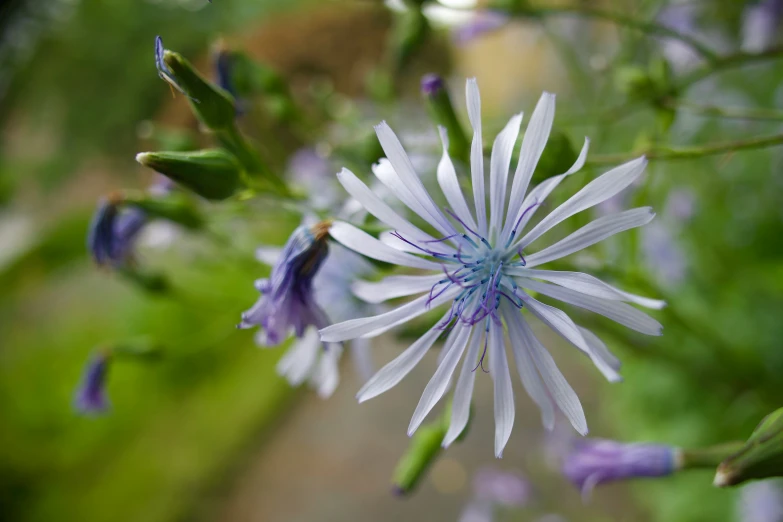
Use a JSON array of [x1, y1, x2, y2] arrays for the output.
[[422, 74, 470, 163], [716, 408, 783, 487], [136, 149, 243, 201]]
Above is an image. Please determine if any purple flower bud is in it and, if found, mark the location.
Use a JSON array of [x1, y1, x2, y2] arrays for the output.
[[421, 74, 445, 96], [155, 36, 187, 96], [562, 439, 679, 496], [74, 351, 111, 414], [472, 467, 530, 507], [239, 221, 332, 345], [452, 11, 509, 46], [87, 194, 148, 268]]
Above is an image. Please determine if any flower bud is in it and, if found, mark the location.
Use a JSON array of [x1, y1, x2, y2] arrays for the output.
[[716, 408, 783, 487], [74, 350, 111, 415], [392, 420, 446, 496], [156, 36, 236, 131], [136, 149, 243, 201], [422, 74, 470, 163]]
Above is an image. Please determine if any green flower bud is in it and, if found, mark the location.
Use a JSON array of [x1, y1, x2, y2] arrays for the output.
[[136, 149, 243, 201], [122, 192, 204, 230], [157, 37, 236, 131], [715, 407, 783, 487], [421, 74, 470, 164], [392, 420, 446, 496]]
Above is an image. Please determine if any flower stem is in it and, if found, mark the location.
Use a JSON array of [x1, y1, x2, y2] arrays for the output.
[[501, 3, 718, 62], [678, 46, 783, 89], [680, 442, 746, 470], [586, 132, 783, 165], [665, 99, 783, 122]]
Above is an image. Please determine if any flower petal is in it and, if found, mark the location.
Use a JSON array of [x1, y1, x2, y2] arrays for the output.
[[374, 122, 456, 236], [349, 337, 375, 383], [489, 112, 523, 241], [505, 137, 590, 243], [408, 324, 471, 435], [311, 344, 342, 398], [319, 287, 459, 342], [352, 274, 443, 304], [578, 326, 621, 372], [277, 328, 320, 385], [511, 311, 588, 435], [511, 268, 665, 309], [466, 78, 487, 235], [255, 246, 282, 266], [502, 305, 555, 431], [502, 92, 556, 242], [336, 167, 437, 243], [519, 155, 648, 248], [443, 326, 481, 447], [524, 207, 655, 268], [522, 293, 622, 382], [329, 221, 441, 271], [437, 126, 478, 232], [520, 279, 663, 336], [489, 321, 514, 458], [356, 319, 446, 402]]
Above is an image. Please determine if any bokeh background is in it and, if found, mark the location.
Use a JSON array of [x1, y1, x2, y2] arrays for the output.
[[2, 0, 783, 521]]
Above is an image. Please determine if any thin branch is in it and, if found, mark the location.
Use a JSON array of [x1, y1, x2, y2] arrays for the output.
[[586, 132, 783, 165], [666, 99, 783, 122], [677, 46, 783, 89]]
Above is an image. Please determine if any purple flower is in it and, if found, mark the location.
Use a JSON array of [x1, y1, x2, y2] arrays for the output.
[[562, 438, 679, 496], [473, 467, 530, 507], [74, 351, 111, 414], [87, 194, 147, 268], [739, 480, 783, 522], [742, 0, 783, 52], [239, 221, 332, 346], [452, 11, 509, 46]]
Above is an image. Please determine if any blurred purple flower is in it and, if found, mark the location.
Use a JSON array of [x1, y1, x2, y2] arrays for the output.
[[421, 73, 445, 96], [562, 438, 679, 497], [742, 0, 783, 52], [288, 148, 338, 211], [87, 195, 147, 268], [74, 351, 111, 414], [739, 480, 783, 522], [452, 11, 509, 46], [459, 501, 494, 522], [239, 221, 332, 346], [473, 467, 531, 507]]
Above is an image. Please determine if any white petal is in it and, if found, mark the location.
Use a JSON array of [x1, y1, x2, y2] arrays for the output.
[[408, 325, 471, 435], [489, 112, 523, 241], [524, 207, 655, 268], [374, 123, 455, 236], [443, 326, 481, 447], [520, 278, 663, 336], [336, 168, 437, 243], [277, 329, 320, 386], [352, 274, 443, 304], [350, 337, 375, 383], [466, 78, 487, 235], [311, 344, 342, 398], [255, 246, 282, 266], [502, 305, 555, 430], [329, 221, 441, 271], [519, 155, 648, 248], [511, 268, 665, 309], [505, 137, 590, 243], [319, 287, 459, 342], [502, 92, 556, 242], [522, 293, 622, 382], [578, 326, 621, 372], [437, 126, 478, 232], [356, 321, 445, 402], [512, 311, 588, 435], [489, 321, 514, 458]]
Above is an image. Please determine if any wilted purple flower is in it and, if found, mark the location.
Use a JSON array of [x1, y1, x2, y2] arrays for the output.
[[473, 467, 530, 507], [742, 0, 783, 52], [239, 221, 332, 346], [87, 194, 148, 268], [739, 480, 783, 522], [562, 438, 680, 496], [452, 11, 509, 46], [74, 351, 111, 414]]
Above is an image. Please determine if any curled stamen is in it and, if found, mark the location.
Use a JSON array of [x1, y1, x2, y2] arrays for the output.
[[445, 208, 481, 238], [391, 231, 451, 258], [505, 199, 541, 247]]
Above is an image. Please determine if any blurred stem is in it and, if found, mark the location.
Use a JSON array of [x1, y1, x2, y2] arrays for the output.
[[215, 126, 291, 197], [678, 46, 783, 89], [500, 3, 718, 62], [664, 99, 783, 122], [681, 442, 745, 470], [586, 132, 783, 165]]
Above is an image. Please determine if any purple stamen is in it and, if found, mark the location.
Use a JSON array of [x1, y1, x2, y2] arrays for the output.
[[445, 208, 482, 238], [505, 200, 541, 247]]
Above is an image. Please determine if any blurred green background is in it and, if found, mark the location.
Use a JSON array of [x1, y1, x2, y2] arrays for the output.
[[1, 0, 782, 521]]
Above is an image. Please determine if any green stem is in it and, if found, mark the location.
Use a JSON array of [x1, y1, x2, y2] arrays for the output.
[[666, 99, 783, 122], [678, 46, 783, 89], [502, 4, 718, 62], [586, 132, 783, 165], [680, 442, 745, 470]]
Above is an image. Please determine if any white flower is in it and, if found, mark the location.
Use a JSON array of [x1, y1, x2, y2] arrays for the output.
[[320, 78, 664, 457]]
